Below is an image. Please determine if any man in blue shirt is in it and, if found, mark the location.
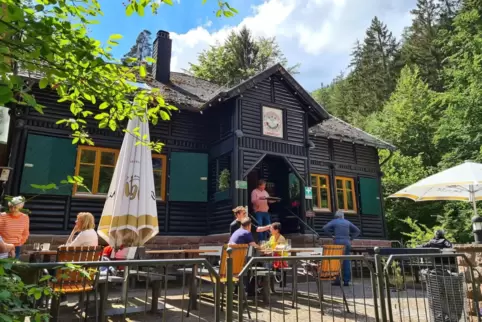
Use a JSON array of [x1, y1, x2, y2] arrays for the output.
[[229, 218, 258, 248], [322, 210, 361, 286]]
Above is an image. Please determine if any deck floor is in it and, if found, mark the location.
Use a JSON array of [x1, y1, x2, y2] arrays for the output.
[[39, 278, 451, 322]]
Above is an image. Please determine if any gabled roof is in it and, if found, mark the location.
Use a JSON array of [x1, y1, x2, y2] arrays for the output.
[[145, 72, 226, 112], [309, 116, 396, 151], [198, 63, 330, 122], [18, 66, 394, 150]]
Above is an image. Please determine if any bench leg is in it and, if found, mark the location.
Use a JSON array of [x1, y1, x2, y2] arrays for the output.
[[262, 276, 270, 303], [151, 280, 161, 314], [50, 296, 60, 322], [99, 282, 108, 322]]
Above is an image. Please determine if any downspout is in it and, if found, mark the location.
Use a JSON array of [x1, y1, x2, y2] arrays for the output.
[[379, 148, 394, 240], [380, 148, 394, 167]]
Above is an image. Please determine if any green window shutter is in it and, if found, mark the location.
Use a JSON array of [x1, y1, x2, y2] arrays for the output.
[[169, 152, 208, 202], [20, 134, 77, 195], [359, 177, 382, 216]]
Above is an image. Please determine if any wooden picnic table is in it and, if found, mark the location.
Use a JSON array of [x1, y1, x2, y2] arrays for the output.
[[259, 248, 316, 256], [146, 248, 220, 311], [28, 250, 58, 263], [146, 249, 219, 257], [256, 248, 315, 305]]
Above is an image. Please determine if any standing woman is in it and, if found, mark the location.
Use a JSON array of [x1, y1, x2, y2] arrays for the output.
[[0, 196, 30, 258], [65, 212, 98, 247]]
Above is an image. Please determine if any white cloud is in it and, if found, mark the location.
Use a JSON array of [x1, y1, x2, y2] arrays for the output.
[[169, 0, 416, 91]]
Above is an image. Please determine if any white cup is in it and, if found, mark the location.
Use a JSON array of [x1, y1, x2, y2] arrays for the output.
[[41, 243, 50, 251]]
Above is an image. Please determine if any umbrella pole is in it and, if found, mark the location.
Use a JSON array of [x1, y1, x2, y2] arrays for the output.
[[122, 266, 129, 302], [471, 185, 479, 216]]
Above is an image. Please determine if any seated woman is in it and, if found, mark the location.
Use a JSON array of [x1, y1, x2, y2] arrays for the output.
[[65, 212, 98, 247]]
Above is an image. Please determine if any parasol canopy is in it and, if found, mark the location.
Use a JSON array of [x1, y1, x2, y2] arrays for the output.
[[97, 116, 159, 247], [389, 161, 482, 215]]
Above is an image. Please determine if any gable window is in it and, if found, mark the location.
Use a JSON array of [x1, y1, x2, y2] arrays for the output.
[[335, 176, 357, 213], [311, 174, 331, 211], [74, 146, 167, 201]]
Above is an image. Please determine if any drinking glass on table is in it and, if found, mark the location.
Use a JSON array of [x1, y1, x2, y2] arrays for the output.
[[286, 239, 292, 250], [33, 243, 40, 251], [259, 240, 267, 250]]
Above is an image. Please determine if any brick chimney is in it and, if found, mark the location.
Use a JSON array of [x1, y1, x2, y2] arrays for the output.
[[152, 30, 172, 84]]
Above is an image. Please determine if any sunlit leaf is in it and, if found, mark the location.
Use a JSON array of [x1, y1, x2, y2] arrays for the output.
[[139, 65, 147, 78], [109, 34, 123, 40], [39, 78, 49, 89]]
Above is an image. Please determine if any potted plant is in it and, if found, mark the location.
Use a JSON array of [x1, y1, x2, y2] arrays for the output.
[[215, 169, 231, 201]]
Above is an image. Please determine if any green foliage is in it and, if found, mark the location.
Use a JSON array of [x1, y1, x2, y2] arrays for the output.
[[389, 261, 404, 291], [380, 151, 443, 241], [218, 169, 230, 192], [0, 0, 235, 151], [312, 17, 401, 128], [0, 260, 51, 321], [366, 65, 440, 166], [190, 26, 298, 86], [0, 260, 90, 322]]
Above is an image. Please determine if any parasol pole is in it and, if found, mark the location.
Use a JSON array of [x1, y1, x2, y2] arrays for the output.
[[471, 185, 478, 216]]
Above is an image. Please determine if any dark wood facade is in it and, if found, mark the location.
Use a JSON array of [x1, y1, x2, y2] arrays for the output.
[[3, 32, 395, 239]]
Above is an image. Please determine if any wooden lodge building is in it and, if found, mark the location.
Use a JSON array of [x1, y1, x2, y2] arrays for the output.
[[1, 30, 396, 246]]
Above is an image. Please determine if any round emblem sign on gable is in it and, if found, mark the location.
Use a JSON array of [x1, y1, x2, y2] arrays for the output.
[[265, 111, 281, 130]]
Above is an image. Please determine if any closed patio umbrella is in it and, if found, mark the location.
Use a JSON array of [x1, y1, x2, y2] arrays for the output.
[[98, 116, 159, 248], [389, 161, 482, 215]]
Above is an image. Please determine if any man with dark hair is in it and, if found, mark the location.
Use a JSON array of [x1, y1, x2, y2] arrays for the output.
[[229, 206, 271, 236], [251, 179, 277, 241], [421, 230, 453, 249], [228, 218, 258, 248]]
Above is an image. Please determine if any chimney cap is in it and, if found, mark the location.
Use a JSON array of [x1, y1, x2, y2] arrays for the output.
[[157, 30, 170, 39]]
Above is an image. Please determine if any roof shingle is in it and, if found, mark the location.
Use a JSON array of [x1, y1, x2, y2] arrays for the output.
[[309, 116, 396, 151]]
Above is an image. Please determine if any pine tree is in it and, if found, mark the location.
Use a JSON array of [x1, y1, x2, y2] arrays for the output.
[[190, 26, 298, 86], [345, 17, 401, 123], [401, 0, 462, 91], [122, 30, 153, 66]]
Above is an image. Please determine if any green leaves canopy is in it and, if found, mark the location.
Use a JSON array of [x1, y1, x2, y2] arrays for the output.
[[0, 0, 235, 151]]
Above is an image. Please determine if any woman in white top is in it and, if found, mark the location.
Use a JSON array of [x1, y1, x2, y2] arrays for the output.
[[66, 212, 98, 247]]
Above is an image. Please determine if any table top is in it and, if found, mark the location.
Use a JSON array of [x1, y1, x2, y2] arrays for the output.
[[146, 249, 219, 255], [28, 250, 57, 255], [259, 248, 315, 254]]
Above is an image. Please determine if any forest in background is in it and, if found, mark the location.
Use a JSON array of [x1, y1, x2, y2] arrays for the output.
[[312, 0, 482, 243]]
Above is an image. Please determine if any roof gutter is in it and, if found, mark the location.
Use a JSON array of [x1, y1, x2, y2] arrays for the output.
[[199, 91, 229, 110]]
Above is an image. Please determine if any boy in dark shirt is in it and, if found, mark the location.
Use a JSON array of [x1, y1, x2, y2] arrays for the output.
[[229, 206, 271, 237], [228, 218, 258, 248]]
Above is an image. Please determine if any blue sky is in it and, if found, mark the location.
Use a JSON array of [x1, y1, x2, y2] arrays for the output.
[[89, 0, 417, 91]]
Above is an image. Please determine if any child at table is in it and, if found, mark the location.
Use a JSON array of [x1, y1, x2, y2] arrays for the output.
[[268, 222, 289, 269], [268, 222, 286, 249], [267, 222, 288, 286]]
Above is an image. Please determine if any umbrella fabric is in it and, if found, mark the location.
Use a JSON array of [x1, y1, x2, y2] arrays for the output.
[[390, 161, 482, 202], [98, 117, 159, 247]]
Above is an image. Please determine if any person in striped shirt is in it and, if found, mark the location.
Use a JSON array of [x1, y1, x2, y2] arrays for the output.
[[0, 196, 30, 258]]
